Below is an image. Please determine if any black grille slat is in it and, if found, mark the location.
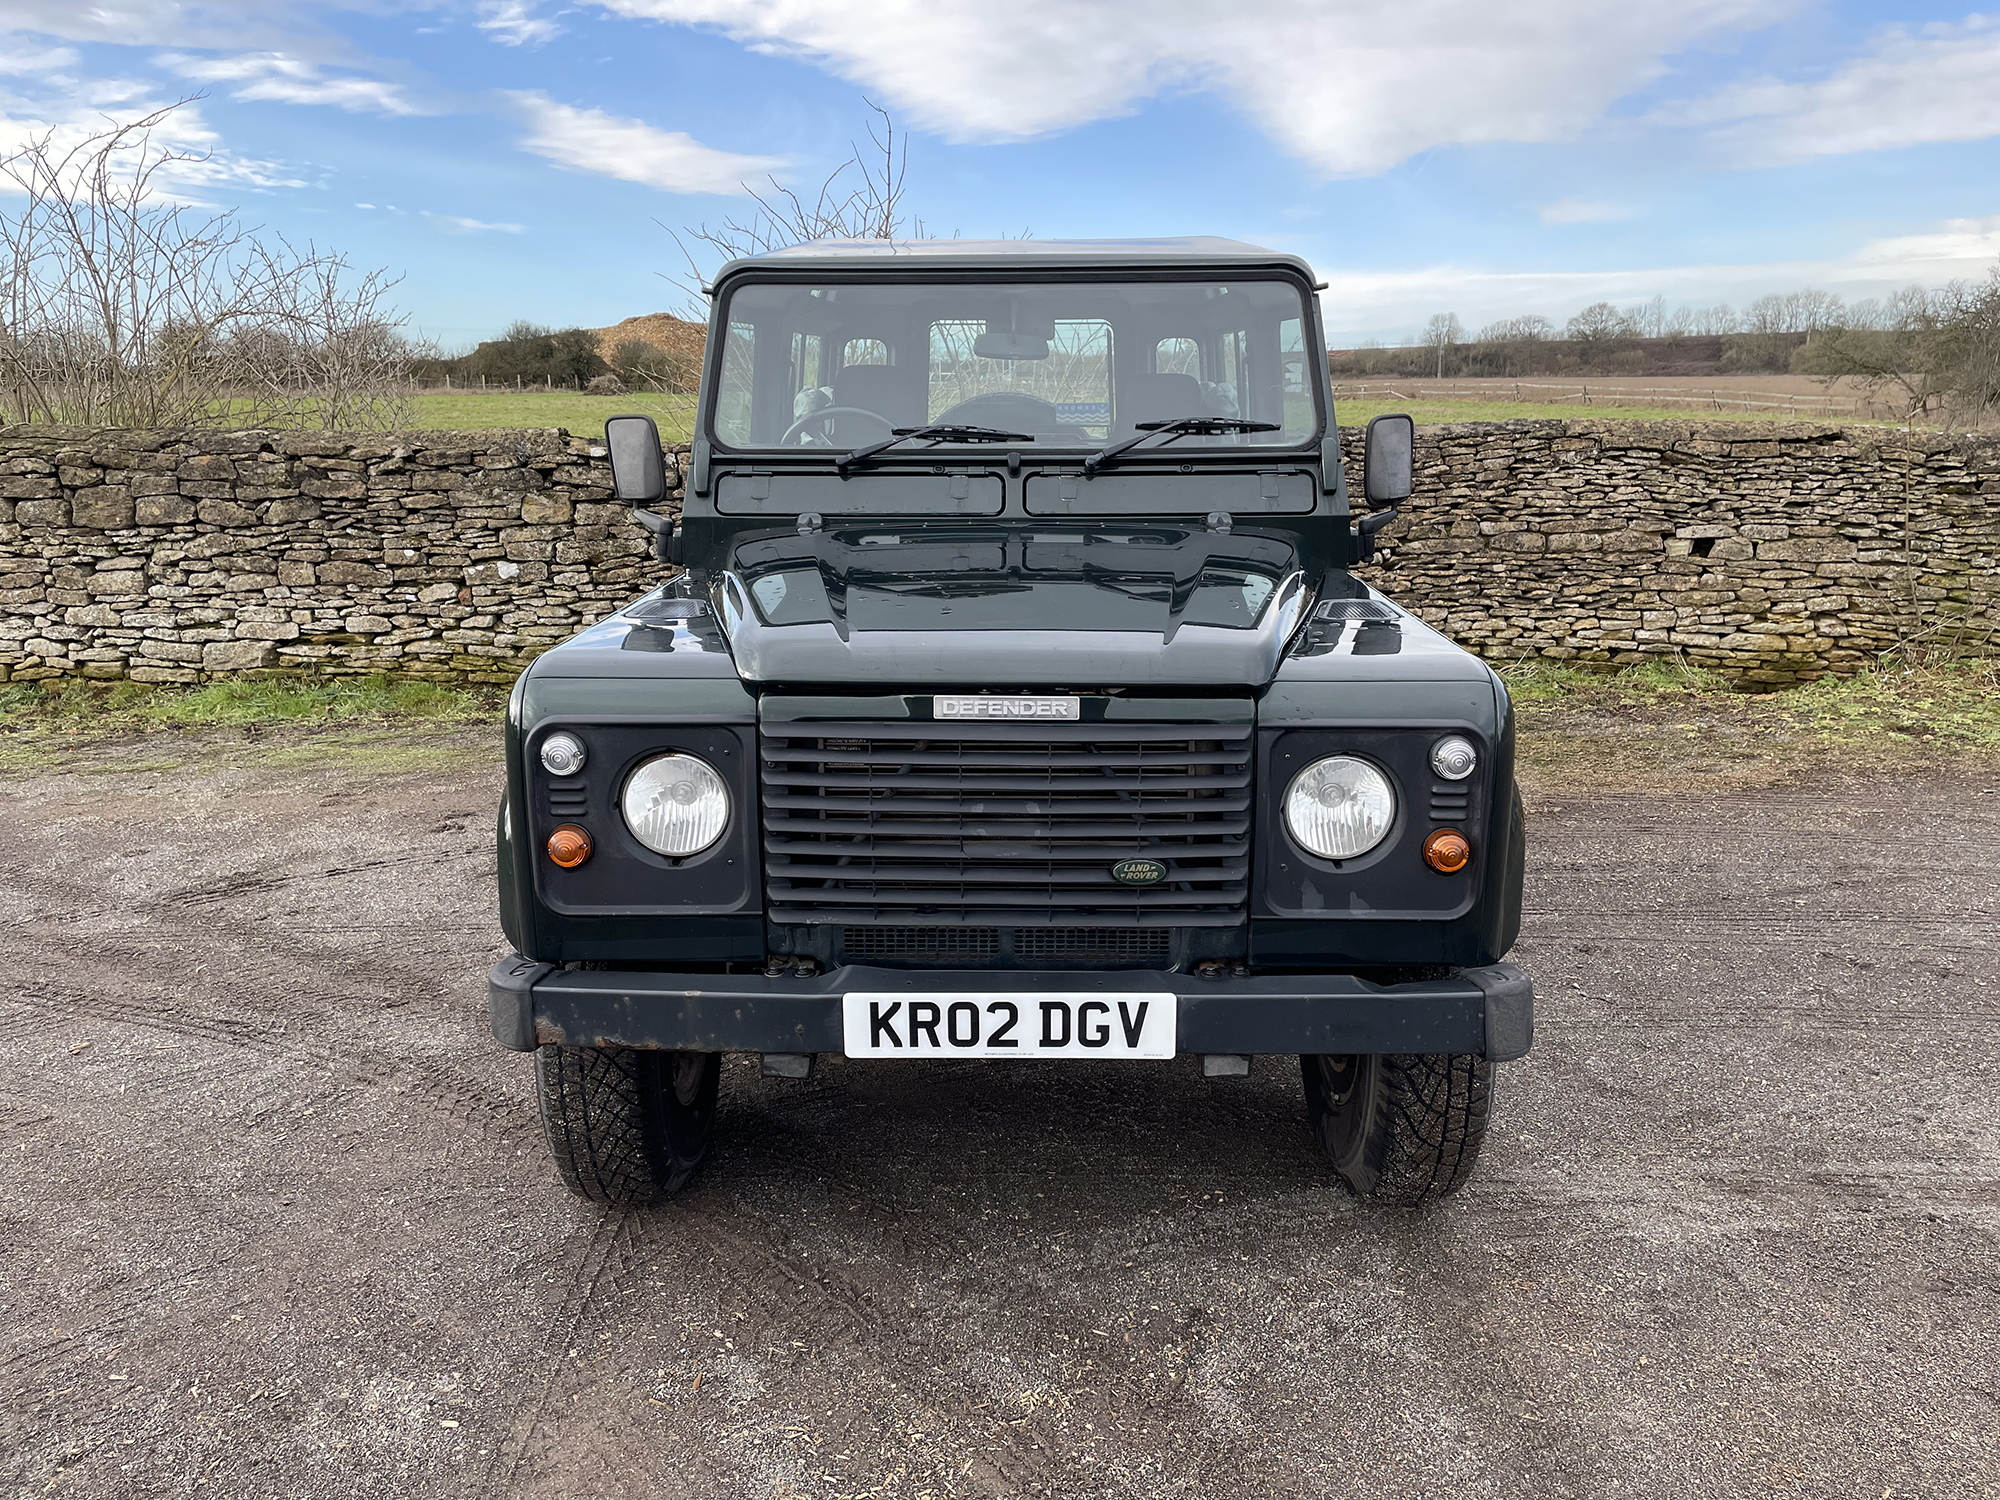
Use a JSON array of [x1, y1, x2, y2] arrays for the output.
[[1017, 928, 1171, 963], [762, 715, 1253, 928], [842, 926, 1001, 960]]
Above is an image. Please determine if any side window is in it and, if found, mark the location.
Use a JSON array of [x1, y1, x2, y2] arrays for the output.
[[1154, 338, 1200, 378], [715, 320, 756, 445], [1279, 316, 1309, 430]]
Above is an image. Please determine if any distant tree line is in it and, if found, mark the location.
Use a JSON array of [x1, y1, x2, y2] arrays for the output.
[[1339, 287, 1960, 379], [1336, 275, 2000, 425], [417, 322, 701, 395]]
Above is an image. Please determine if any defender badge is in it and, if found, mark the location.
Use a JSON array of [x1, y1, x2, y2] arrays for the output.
[[1110, 859, 1167, 887]]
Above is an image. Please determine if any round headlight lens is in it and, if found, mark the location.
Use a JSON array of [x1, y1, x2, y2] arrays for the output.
[[621, 753, 729, 857], [1284, 756, 1396, 860], [1430, 735, 1477, 781], [540, 731, 587, 777]]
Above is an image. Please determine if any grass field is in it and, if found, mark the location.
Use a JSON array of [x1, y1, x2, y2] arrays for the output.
[[403, 391, 696, 439], [396, 390, 1854, 439], [1332, 397, 1878, 427]]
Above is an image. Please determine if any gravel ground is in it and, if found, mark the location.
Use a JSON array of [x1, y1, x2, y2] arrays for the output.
[[1, 730, 1996, 1499]]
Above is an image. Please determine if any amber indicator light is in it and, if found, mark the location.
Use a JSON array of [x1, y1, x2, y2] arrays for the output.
[[546, 824, 593, 869], [1423, 829, 1471, 874]]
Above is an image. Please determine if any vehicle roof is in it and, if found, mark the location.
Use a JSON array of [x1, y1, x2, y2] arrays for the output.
[[714, 236, 1317, 282]]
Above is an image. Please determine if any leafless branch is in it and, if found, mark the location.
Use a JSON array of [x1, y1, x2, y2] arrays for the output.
[[658, 100, 925, 314], [0, 100, 419, 430]]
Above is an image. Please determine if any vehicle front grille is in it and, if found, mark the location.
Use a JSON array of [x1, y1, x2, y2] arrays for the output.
[[763, 718, 1253, 927], [836, 926, 1173, 965], [840, 926, 1002, 962]]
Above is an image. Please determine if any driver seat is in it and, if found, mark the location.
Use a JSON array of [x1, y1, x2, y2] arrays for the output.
[[831, 363, 922, 432], [1119, 372, 1203, 432]]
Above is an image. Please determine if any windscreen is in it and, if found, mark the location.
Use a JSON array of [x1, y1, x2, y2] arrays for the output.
[[711, 277, 1317, 452]]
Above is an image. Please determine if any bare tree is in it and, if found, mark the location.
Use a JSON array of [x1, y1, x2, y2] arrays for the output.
[[0, 101, 417, 429], [665, 101, 920, 309], [1801, 272, 2000, 428], [1420, 312, 1464, 378]]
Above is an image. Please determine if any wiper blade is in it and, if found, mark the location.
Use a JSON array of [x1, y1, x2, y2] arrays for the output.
[[1082, 416, 1283, 476], [837, 423, 1035, 477]]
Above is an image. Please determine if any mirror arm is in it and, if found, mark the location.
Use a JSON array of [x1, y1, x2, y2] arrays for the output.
[[632, 507, 681, 564], [1353, 504, 1400, 564]]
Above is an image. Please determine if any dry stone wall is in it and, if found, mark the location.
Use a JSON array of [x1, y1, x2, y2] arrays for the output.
[[1357, 421, 2000, 683], [0, 426, 681, 684], [0, 420, 1991, 687]]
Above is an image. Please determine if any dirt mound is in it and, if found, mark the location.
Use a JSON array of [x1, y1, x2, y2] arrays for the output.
[[592, 312, 706, 362]]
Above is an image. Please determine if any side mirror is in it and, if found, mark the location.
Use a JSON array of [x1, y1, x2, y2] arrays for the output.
[[1363, 413, 1414, 505], [606, 414, 667, 504], [605, 414, 677, 563]]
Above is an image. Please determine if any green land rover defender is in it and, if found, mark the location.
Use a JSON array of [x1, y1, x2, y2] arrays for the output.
[[489, 238, 1531, 1207]]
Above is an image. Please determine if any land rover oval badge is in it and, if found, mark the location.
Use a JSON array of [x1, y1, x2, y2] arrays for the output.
[[1110, 858, 1167, 887]]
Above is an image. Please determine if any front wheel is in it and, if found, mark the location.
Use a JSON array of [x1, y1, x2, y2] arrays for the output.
[[1301, 1052, 1492, 1205], [535, 1046, 719, 1204]]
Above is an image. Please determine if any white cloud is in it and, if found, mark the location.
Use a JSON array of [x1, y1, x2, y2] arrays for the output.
[[1538, 198, 1634, 226], [0, 84, 304, 197], [479, 1, 562, 45], [156, 51, 425, 115], [0, 39, 81, 75], [1318, 213, 2000, 341], [425, 210, 524, 233], [508, 91, 785, 193], [1662, 16, 2000, 165], [585, 0, 1794, 176]]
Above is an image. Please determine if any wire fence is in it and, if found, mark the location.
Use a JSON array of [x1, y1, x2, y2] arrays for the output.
[[1329, 380, 1873, 418]]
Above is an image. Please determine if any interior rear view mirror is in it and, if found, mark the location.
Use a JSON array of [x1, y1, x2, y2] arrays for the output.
[[1363, 413, 1414, 505], [606, 414, 667, 504], [973, 330, 1051, 361]]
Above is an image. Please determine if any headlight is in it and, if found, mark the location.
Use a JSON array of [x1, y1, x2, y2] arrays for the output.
[[1284, 755, 1396, 860], [622, 753, 730, 857], [1429, 735, 1477, 781], [539, 731, 587, 777]]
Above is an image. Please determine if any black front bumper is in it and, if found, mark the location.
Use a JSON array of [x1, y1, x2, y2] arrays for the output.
[[488, 957, 1533, 1061]]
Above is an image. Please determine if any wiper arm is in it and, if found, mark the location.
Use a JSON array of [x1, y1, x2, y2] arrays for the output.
[[837, 423, 1035, 477], [1082, 416, 1283, 476]]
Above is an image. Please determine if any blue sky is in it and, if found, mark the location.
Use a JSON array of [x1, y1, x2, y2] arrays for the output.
[[3, 0, 1997, 349]]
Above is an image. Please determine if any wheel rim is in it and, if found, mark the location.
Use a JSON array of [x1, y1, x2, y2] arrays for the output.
[[669, 1053, 707, 1107], [1311, 1053, 1377, 1172]]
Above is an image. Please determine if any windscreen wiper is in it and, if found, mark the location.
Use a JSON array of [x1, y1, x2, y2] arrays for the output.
[[1082, 416, 1282, 476], [837, 423, 1035, 478]]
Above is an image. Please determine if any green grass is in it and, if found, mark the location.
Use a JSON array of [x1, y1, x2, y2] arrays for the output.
[[402, 391, 697, 439], [1334, 398, 1872, 428], [0, 676, 503, 738], [1500, 654, 2000, 794]]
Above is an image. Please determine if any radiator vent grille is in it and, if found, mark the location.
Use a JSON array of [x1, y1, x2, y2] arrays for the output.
[[764, 718, 1252, 927]]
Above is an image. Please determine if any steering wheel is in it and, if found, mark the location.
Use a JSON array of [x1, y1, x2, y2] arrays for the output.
[[936, 392, 1065, 434], [779, 406, 896, 447]]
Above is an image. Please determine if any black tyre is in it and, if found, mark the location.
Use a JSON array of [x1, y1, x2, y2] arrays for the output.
[[535, 1046, 719, 1205], [1300, 1052, 1492, 1206]]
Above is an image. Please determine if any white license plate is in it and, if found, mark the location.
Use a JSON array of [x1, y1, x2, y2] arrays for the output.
[[842, 992, 1176, 1059]]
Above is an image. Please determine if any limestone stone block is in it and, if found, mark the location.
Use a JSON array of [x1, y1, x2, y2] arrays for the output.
[[200, 639, 275, 671], [318, 560, 389, 585], [136, 494, 197, 525], [178, 454, 240, 481], [72, 488, 135, 529], [15, 498, 70, 527], [196, 498, 261, 527]]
